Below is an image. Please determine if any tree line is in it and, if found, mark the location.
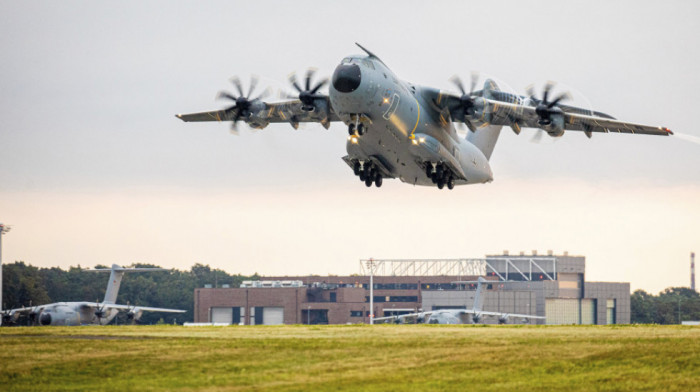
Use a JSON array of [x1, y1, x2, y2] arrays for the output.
[[631, 287, 700, 324], [1, 261, 258, 325]]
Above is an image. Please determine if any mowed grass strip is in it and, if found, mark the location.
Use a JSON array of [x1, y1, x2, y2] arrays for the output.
[[0, 325, 698, 391]]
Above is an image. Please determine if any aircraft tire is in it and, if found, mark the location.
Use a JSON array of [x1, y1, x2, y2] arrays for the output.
[[375, 176, 383, 187], [365, 177, 373, 187], [425, 164, 432, 177], [348, 123, 355, 135], [447, 177, 455, 190], [437, 180, 445, 189], [357, 123, 365, 135], [353, 161, 361, 175]]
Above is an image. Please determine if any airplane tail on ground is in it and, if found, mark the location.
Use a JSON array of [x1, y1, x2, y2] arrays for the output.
[[466, 79, 503, 160], [87, 265, 167, 304], [472, 277, 487, 313]]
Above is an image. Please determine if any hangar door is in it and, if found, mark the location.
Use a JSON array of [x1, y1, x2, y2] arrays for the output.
[[211, 307, 232, 324], [262, 307, 284, 325]]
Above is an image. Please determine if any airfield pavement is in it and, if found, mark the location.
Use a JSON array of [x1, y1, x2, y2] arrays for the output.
[[1, 324, 699, 391]]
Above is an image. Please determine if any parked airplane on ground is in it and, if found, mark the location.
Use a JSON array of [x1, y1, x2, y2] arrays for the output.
[[176, 43, 672, 189], [0, 265, 185, 326], [374, 277, 545, 325]]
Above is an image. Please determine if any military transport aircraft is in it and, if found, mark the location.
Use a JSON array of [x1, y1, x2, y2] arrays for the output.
[[176, 43, 672, 189], [1, 265, 184, 326], [374, 277, 545, 325]]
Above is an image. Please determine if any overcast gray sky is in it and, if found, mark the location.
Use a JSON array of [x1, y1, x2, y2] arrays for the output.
[[1, 1, 699, 293]]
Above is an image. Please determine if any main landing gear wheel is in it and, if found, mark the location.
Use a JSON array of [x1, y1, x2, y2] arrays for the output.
[[365, 177, 373, 187], [374, 176, 383, 187], [447, 176, 455, 190], [357, 123, 365, 136], [348, 123, 355, 136], [437, 179, 445, 189], [353, 161, 361, 175]]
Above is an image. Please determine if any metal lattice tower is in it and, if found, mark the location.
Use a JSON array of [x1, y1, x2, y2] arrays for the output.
[[359, 257, 557, 281]]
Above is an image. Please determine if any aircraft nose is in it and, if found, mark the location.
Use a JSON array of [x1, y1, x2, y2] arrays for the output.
[[332, 63, 361, 93], [40, 313, 52, 326]]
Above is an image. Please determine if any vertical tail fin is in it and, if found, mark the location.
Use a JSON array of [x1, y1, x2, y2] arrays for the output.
[[87, 265, 167, 304], [472, 277, 487, 313], [466, 79, 503, 160]]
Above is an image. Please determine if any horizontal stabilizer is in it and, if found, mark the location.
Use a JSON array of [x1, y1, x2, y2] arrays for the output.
[[85, 264, 168, 273]]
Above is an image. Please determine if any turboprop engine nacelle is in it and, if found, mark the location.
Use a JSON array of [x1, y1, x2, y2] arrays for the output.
[[127, 308, 144, 322], [540, 112, 565, 138]]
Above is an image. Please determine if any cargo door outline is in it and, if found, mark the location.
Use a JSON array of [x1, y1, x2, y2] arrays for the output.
[[383, 93, 400, 120]]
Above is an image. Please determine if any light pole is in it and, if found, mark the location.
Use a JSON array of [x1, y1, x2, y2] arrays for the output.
[[0, 223, 11, 325], [369, 260, 374, 325]]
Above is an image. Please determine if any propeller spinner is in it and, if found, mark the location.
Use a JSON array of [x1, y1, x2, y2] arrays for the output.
[[217, 76, 271, 134], [526, 82, 571, 141], [448, 72, 481, 132], [286, 68, 328, 112]]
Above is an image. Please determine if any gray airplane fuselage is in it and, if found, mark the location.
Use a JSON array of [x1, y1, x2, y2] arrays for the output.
[[32, 302, 118, 326], [329, 55, 494, 186]]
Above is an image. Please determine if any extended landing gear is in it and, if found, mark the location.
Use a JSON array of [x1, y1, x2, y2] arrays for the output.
[[426, 162, 455, 190], [347, 115, 367, 136], [353, 160, 382, 188]]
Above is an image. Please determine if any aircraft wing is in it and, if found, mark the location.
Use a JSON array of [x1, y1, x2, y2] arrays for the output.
[[478, 99, 673, 136], [176, 99, 341, 130], [99, 304, 186, 313], [468, 310, 545, 320], [3, 306, 44, 315], [373, 311, 433, 324], [435, 88, 672, 137]]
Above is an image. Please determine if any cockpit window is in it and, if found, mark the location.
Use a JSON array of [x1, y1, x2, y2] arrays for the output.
[[362, 59, 375, 70]]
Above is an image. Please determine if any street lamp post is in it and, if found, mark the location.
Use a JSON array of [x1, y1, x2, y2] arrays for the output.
[[0, 223, 11, 325], [367, 258, 375, 325]]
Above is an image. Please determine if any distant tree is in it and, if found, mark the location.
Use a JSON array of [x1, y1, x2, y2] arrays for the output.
[[631, 290, 655, 324], [631, 287, 700, 324], [2, 262, 50, 308]]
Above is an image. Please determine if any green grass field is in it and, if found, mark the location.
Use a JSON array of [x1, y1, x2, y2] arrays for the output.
[[1, 324, 698, 391]]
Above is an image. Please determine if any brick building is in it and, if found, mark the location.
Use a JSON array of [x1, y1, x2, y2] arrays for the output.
[[193, 253, 630, 325]]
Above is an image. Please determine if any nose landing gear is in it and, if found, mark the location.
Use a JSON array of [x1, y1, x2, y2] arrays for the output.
[[347, 115, 369, 136]]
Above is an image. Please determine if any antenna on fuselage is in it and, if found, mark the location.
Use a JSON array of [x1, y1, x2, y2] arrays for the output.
[[355, 43, 386, 66]]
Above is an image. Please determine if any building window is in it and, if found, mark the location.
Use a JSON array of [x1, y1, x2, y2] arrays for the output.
[[350, 311, 363, 317], [330, 292, 337, 302]]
